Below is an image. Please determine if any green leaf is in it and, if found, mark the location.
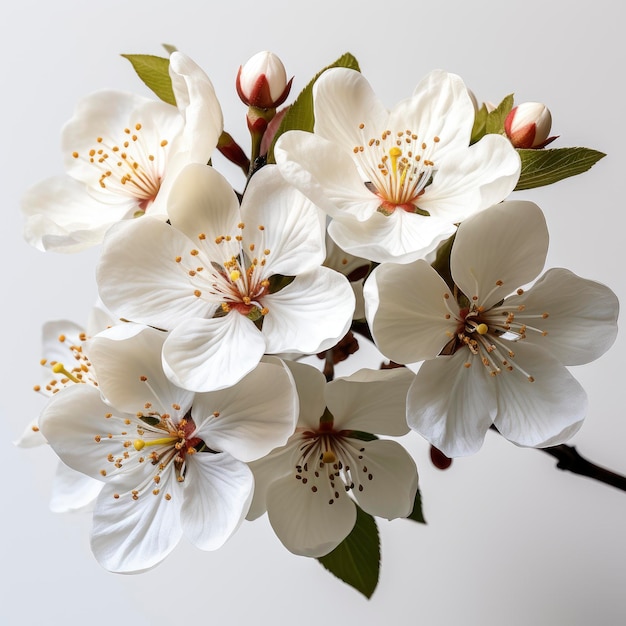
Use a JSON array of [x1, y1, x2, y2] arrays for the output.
[[121, 54, 176, 106], [430, 232, 456, 292], [318, 506, 380, 598], [485, 93, 514, 135], [346, 430, 379, 442], [515, 147, 606, 190], [405, 488, 426, 524], [470, 103, 489, 144], [266, 52, 360, 163]]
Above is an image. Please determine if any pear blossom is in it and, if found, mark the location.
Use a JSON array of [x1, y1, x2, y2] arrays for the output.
[[22, 52, 223, 252], [97, 163, 355, 392], [39, 324, 298, 573], [364, 201, 619, 457], [248, 360, 418, 557], [275, 67, 521, 264]]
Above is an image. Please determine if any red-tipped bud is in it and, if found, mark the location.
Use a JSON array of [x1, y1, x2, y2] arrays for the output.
[[236, 51, 293, 109], [505, 102, 556, 149], [430, 445, 453, 470]]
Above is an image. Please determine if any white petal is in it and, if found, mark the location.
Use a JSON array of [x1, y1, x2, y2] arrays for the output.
[[241, 165, 327, 274], [22, 176, 135, 252], [418, 135, 521, 221], [166, 163, 241, 252], [325, 368, 415, 436], [90, 465, 183, 573], [97, 217, 216, 329], [364, 260, 458, 364], [262, 267, 354, 354], [39, 384, 133, 480], [390, 70, 474, 156], [181, 452, 253, 551], [352, 440, 418, 519], [493, 343, 587, 447], [407, 350, 497, 457], [87, 325, 194, 416], [162, 314, 266, 392], [313, 68, 389, 151], [192, 358, 298, 461], [247, 445, 295, 520], [504, 268, 619, 365], [328, 210, 456, 264], [266, 474, 356, 557], [14, 419, 46, 448], [169, 51, 223, 162], [274, 130, 379, 220], [451, 200, 549, 310], [282, 360, 328, 428], [50, 462, 102, 513]]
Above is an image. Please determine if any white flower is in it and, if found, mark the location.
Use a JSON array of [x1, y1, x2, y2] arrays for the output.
[[22, 52, 223, 252], [248, 360, 418, 557], [275, 68, 521, 264], [15, 308, 114, 512], [364, 201, 619, 457], [97, 163, 355, 392], [39, 324, 298, 573]]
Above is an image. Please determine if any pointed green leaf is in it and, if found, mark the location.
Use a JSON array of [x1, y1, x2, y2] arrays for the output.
[[514, 147, 606, 190], [121, 54, 176, 106], [405, 488, 426, 524], [470, 104, 489, 144], [318, 505, 380, 598], [267, 52, 360, 163], [485, 93, 514, 135]]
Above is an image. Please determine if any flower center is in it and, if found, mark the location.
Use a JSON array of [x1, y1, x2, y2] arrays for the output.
[[292, 415, 375, 505], [352, 123, 440, 215], [71, 123, 169, 213], [440, 286, 550, 381], [175, 222, 272, 321]]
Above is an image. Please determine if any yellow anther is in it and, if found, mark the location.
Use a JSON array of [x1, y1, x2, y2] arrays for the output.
[[230, 270, 241, 281], [51, 362, 81, 383], [322, 451, 337, 464], [388, 146, 402, 174], [476, 324, 489, 335]]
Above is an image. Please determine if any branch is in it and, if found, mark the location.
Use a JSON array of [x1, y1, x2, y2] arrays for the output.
[[537, 445, 626, 492]]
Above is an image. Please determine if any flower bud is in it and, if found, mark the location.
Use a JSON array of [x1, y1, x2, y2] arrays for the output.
[[505, 102, 556, 149], [236, 51, 292, 109]]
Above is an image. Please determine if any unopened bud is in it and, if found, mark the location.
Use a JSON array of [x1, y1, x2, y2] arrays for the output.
[[236, 51, 292, 109], [505, 102, 556, 149]]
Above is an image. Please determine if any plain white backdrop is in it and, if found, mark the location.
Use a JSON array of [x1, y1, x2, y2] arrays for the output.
[[2, 1, 625, 624]]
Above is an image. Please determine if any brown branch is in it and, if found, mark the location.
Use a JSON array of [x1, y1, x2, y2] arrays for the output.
[[537, 444, 626, 492]]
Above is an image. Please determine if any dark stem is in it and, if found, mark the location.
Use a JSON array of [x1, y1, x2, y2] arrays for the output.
[[537, 444, 626, 492]]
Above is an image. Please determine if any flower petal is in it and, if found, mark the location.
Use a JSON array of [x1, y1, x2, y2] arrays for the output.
[[180, 452, 253, 551], [325, 368, 415, 436], [192, 357, 298, 461], [504, 268, 619, 365], [283, 360, 328, 428], [162, 314, 266, 392], [87, 324, 194, 416], [352, 439, 418, 519], [364, 259, 458, 364], [451, 200, 549, 310], [262, 267, 354, 354], [90, 464, 183, 573], [247, 445, 295, 520], [274, 130, 379, 220], [50, 462, 102, 513], [266, 474, 357, 557], [493, 343, 586, 447], [313, 68, 389, 151], [407, 350, 497, 457], [97, 217, 216, 329], [241, 165, 327, 274]]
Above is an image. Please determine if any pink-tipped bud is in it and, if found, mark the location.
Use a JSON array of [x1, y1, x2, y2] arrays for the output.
[[505, 102, 556, 149], [236, 51, 293, 109]]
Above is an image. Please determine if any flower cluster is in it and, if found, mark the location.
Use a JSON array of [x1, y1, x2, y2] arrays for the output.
[[18, 49, 619, 594]]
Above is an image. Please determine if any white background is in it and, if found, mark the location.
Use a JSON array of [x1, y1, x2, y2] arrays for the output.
[[2, 1, 625, 624]]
